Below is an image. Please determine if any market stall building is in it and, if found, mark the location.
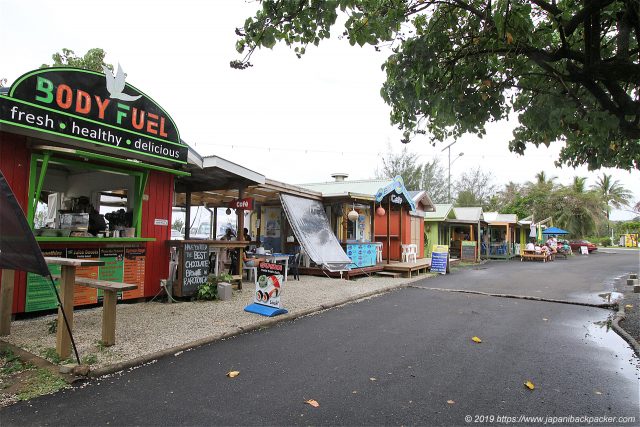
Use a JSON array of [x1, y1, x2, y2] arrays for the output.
[[299, 174, 434, 277], [0, 67, 190, 315], [483, 212, 519, 259], [445, 207, 486, 262], [424, 203, 456, 258]]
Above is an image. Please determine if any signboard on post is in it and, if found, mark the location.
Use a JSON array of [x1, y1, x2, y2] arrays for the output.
[[431, 245, 449, 274], [180, 243, 209, 296], [461, 241, 477, 262], [244, 260, 288, 317]]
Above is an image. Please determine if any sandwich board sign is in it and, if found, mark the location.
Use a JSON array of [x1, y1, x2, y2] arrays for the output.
[[431, 245, 449, 274], [580, 246, 589, 255], [244, 261, 288, 317]]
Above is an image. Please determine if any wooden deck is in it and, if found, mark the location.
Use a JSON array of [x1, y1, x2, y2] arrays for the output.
[[382, 258, 432, 278], [298, 258, 434, 280], [298, 264, 384, 279]]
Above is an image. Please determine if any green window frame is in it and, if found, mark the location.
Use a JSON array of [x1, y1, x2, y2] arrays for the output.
[[27, 152, 148, 237]]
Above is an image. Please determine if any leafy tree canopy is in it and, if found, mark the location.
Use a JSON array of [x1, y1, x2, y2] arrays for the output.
[[41, 48, 113, 73], [235, 1, 640, 171], [376, 145, 448, 202], [454, 166, 497, 207]]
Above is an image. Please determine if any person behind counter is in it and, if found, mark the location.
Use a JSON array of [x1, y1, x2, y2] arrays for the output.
[[223, 228, 236, 240], [243, 251, 266, 268]]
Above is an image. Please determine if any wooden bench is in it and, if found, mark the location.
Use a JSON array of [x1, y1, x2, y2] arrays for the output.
[[53, 275, 136, 346], [520, 250, 550, 262]]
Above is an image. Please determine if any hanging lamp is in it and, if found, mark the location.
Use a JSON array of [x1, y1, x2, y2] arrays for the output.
[[348, 203, 359, 222], [376, 203, 385, 216]]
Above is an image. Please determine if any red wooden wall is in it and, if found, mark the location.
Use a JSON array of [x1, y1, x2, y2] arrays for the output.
[[0, 131, 31, 313], [0, 130, 175, 312], [141, 171, 173, 297], [374, 208, 425, 261]]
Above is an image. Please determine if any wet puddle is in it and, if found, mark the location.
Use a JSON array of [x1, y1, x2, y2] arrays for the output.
[[596, 291, 624, 303], [581, 315, 640, 381]]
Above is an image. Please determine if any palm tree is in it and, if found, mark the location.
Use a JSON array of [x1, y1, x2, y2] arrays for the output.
[[571, 176, 587, 193], [591, 173, 633, 221], [534, 171, 557, 186], [553, 178, 605, 238]]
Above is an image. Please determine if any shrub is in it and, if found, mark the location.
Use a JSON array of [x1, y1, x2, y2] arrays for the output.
[[195, 273, 233, 301]]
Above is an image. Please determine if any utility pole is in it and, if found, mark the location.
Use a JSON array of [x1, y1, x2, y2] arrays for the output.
[[441, 141, 463, 203]]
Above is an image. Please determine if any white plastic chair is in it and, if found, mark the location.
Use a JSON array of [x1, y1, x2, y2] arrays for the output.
[[375, 242, 383, 263], [402, 244, 417, 263]]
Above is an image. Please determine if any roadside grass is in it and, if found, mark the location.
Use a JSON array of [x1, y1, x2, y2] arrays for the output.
[[15, 368, 68, 401], [1, 347, 69, 406]]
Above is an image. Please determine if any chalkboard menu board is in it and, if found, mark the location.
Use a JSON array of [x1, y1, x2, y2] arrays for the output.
[[461, 241, 477, 262], [181, 243, 209, 296]]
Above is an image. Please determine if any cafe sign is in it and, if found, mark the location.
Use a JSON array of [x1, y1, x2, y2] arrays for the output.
[[228, 198, 254, 210], [374, 175, 416, 211], [0, 66, 187, 164]]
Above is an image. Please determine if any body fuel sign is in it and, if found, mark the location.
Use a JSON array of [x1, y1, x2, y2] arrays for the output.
[[0, 67, 187, 164]]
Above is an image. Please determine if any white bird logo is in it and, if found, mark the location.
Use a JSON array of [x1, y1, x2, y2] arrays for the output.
[[102, 64, 142, 102]]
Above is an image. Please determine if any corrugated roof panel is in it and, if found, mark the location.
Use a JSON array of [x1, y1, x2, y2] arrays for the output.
[[425, 204, 454, 220], [299, 179, 393, 197], [453, 207, 484, 221]]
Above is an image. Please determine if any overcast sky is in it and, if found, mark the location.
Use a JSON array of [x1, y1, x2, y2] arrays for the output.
[[2, 0, 638, 220]]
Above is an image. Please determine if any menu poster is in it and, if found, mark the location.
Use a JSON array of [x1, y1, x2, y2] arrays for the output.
[[67, 248, 99, 306], [98, 248, 125, 302], [256, 261, 284, 308], [123, 247, 145, 299], [431, 244, 449, 274], [24, 248, 65, 312], [181, 243, 209, 296]]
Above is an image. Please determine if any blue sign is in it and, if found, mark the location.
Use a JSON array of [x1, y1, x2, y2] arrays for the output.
[[431, 245, 448, 274]]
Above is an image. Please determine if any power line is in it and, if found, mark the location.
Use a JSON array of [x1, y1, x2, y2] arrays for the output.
[[201, 143, 384, 157]]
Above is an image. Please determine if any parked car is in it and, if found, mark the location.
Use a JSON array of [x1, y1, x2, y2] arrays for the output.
[[569, 240, 597, 253]]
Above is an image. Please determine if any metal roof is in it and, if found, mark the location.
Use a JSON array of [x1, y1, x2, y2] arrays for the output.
[[299, 178, 393, 197], [425, 204, 455, 220], [484, 212, 518, 224], [452, 207, 484, 222]]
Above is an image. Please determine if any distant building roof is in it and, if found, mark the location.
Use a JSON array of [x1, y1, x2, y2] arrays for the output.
[[299, 178, 393, 198], [484, 212, 518, 223], [453, 207, 484, 222], [425, 204, 455, 220], [409, 190, 435, 213]]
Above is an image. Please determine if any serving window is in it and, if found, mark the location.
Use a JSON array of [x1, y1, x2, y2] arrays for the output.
[[29, 152, 148, 239]]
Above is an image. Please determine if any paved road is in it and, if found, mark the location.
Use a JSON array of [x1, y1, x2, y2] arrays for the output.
[[416, 249, 639, 305], [1, 257, 638, 426]]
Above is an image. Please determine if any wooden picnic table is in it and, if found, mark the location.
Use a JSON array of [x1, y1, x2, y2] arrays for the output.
[[44, 257, 105, 359]]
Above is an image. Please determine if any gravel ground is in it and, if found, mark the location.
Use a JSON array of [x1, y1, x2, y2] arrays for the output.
[[616, 270, 640, 345], [3, 274, 433, 370]]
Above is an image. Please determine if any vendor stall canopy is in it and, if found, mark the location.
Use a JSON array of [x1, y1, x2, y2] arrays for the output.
[[542, 226, 569, 235]]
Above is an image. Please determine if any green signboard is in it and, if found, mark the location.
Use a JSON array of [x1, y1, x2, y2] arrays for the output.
[[25, 248, 64, 312], [0, 67, 187, 164]]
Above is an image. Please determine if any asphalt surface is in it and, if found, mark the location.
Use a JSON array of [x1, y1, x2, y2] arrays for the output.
[[416, 249, 640, 305], [2, 255, 639, 426]]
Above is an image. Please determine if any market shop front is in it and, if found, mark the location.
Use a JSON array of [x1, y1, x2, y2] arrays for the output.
[[0, 67, 189, 315]]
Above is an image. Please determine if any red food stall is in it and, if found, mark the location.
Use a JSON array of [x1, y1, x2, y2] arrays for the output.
[[0, 66, 189, 314]]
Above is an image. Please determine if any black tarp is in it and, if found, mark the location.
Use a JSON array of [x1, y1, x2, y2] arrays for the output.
[[0, 170, 49, 276]]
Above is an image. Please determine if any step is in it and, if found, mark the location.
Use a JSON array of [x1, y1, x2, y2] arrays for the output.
[[376, 271, 402, 278]]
